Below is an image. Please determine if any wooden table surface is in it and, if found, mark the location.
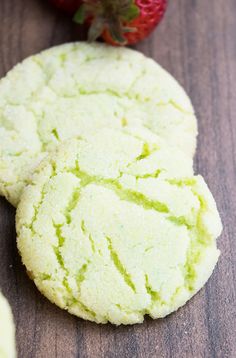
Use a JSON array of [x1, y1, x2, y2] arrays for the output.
[[0, 0, 235, 357]]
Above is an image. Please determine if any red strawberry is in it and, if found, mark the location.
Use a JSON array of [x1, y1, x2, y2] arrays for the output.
[[74, 0, 167, 45], [49, 0, 82, 14]]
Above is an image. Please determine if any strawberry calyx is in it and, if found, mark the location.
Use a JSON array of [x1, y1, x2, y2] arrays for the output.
[[74, 0, 140, 45]]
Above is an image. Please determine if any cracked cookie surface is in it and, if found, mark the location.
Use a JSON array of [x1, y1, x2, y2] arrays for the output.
[[16, 128, 222, 325], [0, 42, 197, 206], [0, 292, 16, 358]]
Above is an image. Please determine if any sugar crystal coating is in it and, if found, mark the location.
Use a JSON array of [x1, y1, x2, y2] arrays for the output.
[[0, 42, 197, 206], [17, 129, 221, 325]]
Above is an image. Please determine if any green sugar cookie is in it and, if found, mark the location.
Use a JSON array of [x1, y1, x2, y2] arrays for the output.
[[16, 128, 222, 325], [0, 42, 197, 206], [0, 292, 16, 358]]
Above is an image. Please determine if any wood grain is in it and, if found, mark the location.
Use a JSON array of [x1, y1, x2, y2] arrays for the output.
[[0, 0, 235, 357]]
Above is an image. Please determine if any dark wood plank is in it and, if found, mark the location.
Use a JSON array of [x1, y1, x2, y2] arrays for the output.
[[0, 0, 235, 357]]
